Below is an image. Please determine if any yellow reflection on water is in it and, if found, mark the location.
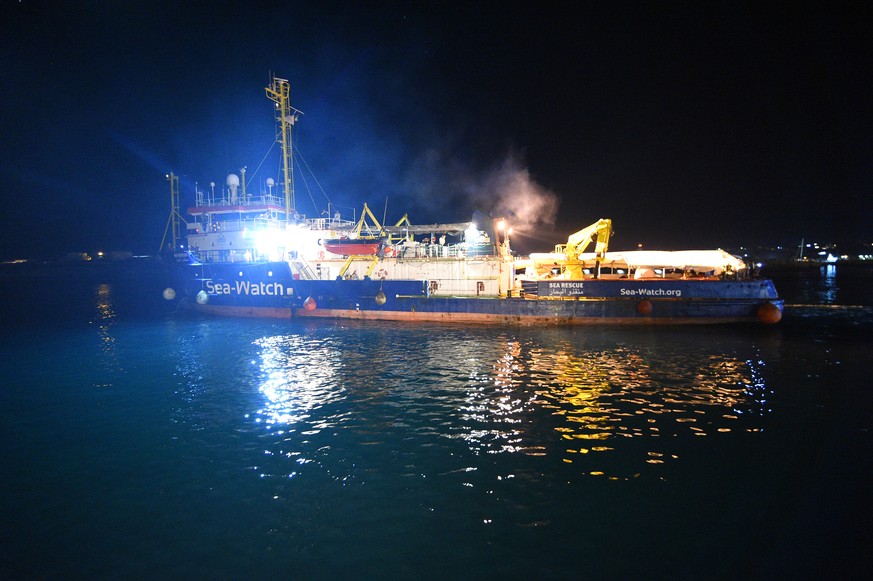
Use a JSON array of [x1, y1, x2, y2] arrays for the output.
[[469, 335, 772, 479]]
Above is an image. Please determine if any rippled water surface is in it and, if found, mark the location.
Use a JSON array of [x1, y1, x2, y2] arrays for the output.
[[1, 265, 871, 579]]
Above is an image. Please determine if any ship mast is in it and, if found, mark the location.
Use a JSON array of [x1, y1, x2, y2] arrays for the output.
[[159, 171, 184, 254], [265, 75, 303, 220]]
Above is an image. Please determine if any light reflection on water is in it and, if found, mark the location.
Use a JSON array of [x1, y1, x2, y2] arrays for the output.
[[252, 334, 347, 426], [4, 267, 868, 578], [771, 262, 873, 307], [92, 283, 119, 388], [820, 264, 838, 303], [247, 326, 775, 482], [530, 342, 771, 477]]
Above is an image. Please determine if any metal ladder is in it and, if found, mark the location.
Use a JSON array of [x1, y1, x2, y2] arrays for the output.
[[290, 258, 317, 280]]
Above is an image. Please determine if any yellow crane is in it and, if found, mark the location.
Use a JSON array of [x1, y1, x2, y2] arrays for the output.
[[554, 218, 613, 278]]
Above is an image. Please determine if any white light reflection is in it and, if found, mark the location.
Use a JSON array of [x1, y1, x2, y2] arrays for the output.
[[245, 334, 352, 484], [819, 264, 838, 303], [252, 335, 346, 428], [457, 340, 540, 455]]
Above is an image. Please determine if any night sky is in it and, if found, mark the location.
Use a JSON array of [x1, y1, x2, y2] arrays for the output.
[[2, 1, 871, 259]]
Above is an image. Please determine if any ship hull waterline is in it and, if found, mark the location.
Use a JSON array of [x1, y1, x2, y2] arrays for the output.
[[191, 298, 781, 325], [185, 281, 783, 326]]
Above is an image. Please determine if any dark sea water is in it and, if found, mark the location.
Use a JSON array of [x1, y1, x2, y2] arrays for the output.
[[1, 261, 871, 579]]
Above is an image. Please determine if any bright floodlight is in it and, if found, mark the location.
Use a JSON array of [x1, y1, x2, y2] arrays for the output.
[[253, 229, 282, 261]]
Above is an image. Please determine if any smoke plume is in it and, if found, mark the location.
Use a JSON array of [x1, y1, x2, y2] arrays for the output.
[[401, 146, 559, 235], [474, 153, 559, 231]]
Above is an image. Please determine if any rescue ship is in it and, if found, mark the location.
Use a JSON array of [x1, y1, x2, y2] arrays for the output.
[[164, 76, 783, 325]]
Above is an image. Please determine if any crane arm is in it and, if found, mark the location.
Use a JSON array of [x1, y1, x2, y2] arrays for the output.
[[564, 218, 612, 260]]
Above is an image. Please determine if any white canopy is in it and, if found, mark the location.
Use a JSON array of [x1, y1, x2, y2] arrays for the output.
[[594, 250, 746, 271], [524, 249, 746, 275]]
